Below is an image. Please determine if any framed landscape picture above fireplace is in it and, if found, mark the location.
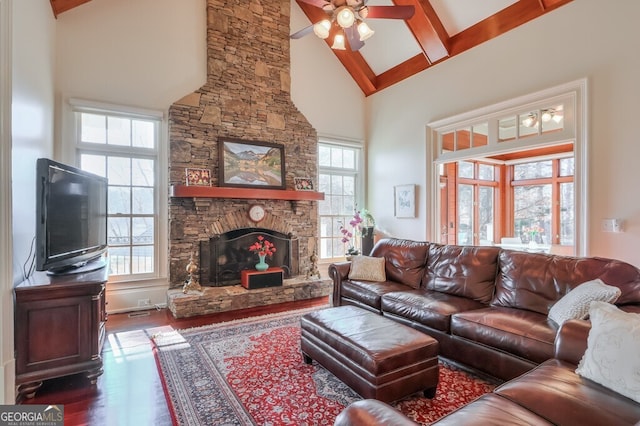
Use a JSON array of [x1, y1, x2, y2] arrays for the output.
[[219, 138, 285, 189]]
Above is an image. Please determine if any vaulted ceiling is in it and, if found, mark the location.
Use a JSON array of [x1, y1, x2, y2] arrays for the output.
[[294, 0, 573, 95], [50, 0, 573, 96]]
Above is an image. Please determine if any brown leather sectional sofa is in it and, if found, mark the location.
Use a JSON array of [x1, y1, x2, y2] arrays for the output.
[[328, 238, 640, 424], [335, 319, 640, 425], [329, 238, 640, 381]]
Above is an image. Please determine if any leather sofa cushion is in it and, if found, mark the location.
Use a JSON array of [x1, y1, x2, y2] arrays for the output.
[[493, 250, 640, 314], [381, 290, 486, 333], [334, 399, 420, 426], [370, 239, 430, 289], [423, 244, 500, 304], [451, 307, 556, 364], [496, 359, 640, 426], [434, 393, 554, 426], [341, 279, 411, 310]]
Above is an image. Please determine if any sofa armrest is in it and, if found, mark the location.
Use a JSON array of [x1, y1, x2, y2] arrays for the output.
[[334, 400, 418, 426], [553, 319, 591, 365], [328, 261, 352, 307]]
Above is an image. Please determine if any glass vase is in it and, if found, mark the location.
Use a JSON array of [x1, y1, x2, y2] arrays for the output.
[[255, 254, 269, 271]]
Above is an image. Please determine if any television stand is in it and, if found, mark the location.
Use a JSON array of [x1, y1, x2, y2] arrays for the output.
[[14, 263, 108, 401], [46, 257, 107, 276]]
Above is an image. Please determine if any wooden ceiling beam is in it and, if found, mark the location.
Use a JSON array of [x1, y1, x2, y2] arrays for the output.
[[49, 0, 92, 18], [394, 0, 449, 64], [375, 54, 430, 93], [447, 0, 573, 57]]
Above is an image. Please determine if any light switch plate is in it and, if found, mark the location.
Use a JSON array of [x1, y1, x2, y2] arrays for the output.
[[602, 218, 623, 233]]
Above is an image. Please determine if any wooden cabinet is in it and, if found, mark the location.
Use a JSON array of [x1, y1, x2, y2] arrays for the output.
[[14, 264, 108, 401]]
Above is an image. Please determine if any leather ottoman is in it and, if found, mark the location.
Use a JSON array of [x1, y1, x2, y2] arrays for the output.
[[300, 305, 439, 403]]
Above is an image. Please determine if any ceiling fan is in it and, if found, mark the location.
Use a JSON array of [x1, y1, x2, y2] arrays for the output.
[[291, 0, 415, 51]]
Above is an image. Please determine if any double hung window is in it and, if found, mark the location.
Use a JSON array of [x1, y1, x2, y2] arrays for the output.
[[317, 141, 362, 260], [71, 100, 166, 281]]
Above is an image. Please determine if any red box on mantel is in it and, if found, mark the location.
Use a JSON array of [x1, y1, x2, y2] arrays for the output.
[[241, 267, 284, 290]]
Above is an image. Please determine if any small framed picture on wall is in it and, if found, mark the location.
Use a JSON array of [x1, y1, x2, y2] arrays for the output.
[[185, 168, 211, 186], [394, 184, 416, 218], [294, 177, 314, 191]]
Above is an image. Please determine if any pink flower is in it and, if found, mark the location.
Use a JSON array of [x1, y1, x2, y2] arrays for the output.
[[248, 236, 276, 257]]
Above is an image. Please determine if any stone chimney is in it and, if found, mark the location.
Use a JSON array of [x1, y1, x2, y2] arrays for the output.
[[167, 0, 318, 287]]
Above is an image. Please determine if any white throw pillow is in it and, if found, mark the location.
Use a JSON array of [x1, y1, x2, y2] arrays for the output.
[[575, 301, 640, 403], [348, 255, 386, 282], [548, 279, 621, 326]]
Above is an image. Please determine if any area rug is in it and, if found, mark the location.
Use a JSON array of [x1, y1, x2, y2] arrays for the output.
[[152, 307, 497, 425]]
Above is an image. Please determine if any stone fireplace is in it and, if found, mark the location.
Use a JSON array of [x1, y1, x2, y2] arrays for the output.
[[166, 0, 330, 316]]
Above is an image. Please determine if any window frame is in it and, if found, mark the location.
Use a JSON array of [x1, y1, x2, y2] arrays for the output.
[[317, 138, 364, 262], [67, 98, 168, 284], [508, 155, 574, 246], [455, 161, 500, 245], [427, 79, 588, 256]]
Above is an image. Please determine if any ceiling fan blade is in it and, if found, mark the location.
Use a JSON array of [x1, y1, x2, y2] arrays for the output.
[[364, 5, 415, 20], [290, 25, 315, 39], [345, 26, 364, 51], [296, 0, 332, 8]]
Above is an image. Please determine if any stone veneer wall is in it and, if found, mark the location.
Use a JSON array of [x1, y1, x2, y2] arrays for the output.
[[168, 0, 318, 288]]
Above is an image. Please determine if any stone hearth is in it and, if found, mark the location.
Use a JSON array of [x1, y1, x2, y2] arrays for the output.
[[168, 276, 331, 318]]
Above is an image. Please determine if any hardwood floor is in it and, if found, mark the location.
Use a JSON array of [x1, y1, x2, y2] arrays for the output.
[[22, 297, 329, 426]]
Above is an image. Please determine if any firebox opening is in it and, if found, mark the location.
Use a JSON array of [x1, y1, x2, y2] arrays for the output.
[[200, 228, 299, 287]]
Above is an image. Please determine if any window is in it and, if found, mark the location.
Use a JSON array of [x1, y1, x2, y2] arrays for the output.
[[317, 141, 362, 260], [428, 79, 587, 255], [453, 161, 498, 245], [512, 157, 574, 245], [71, 100, 166, 282]]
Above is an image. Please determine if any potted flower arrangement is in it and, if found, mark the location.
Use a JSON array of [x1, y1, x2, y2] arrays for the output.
[[522, 224, 544, 248], [248, 235, 276, 271], [340, 208, 376, 259]]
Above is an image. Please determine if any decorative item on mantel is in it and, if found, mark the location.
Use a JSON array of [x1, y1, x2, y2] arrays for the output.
[[248, 235, 277, 271], [183, 253, 202, 294]]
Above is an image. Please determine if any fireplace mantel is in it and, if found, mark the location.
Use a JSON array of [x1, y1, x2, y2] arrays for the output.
[[170, 185, 324, 201]]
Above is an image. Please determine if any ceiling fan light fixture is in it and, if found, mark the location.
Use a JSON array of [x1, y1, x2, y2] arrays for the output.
[[336, 6, 356, 28], [313, 19, 331, 39], [541, 109, 553, 122], [357, 21, 374, 41], [331, 33, 346, 50]]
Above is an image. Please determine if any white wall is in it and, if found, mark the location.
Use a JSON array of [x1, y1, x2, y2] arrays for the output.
[[4, 0, 56, 404], [11, 0, 56, 284], [290, 2, 365, 141], [366, 0, 640, 268], [55, 0, 207, 111]]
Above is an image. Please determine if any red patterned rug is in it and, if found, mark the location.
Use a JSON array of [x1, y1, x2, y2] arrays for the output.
[[152, 307, 497, 425]]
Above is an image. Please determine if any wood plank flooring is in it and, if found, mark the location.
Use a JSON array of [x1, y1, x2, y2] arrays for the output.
[[22, 297, 329, 426]]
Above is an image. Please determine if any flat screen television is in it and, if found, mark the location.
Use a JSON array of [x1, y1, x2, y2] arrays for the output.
[[36, 158, 108, 275]]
